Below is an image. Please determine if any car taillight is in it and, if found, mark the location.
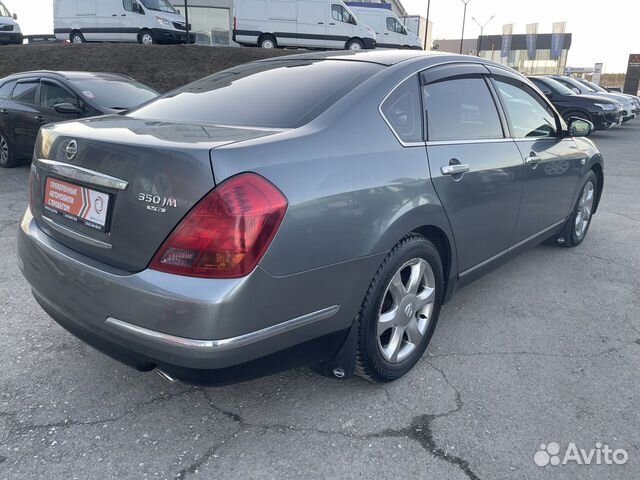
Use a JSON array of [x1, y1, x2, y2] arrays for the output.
[[233, 16, 237, 30], [150, 173, 287, 279]]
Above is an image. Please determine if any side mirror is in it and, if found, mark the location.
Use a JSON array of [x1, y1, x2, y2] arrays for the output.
[[571, 87, 580, 94], [542, 89, 553, 99], [568, 118, 594, 137], [12, 13, 17, 20], [176, 9, 181, 15], [53, 103, 79, 114]]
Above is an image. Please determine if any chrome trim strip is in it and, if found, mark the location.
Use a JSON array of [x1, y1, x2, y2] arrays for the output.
[[459, 219, 566, 278], [426, 138, 512, 146], [105, 305, 341, 351], [41, 215, 112, 249], [36, 159, 129, 191]]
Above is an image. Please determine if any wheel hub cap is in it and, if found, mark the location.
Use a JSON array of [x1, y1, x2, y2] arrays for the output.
[[376, 258, 436, 363]]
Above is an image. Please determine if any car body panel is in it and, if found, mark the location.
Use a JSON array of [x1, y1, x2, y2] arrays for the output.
[[17, 52, 605, 383]]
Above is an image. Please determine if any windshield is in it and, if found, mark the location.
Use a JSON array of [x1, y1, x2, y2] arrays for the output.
[[70, 78, 158, 110], [0, 3, 11, 17], [139, 0, 177, 14], [129, 60, 383, 128], [583, 80, 607, 93], [560, 76, 593, 93]]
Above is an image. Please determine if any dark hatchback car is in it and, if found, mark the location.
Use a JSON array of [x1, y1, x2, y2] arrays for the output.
[[528, 76, 622, 131], [549, 74, 637, 122], [18, 51, 604, 385], [0, 71, 158, 168]]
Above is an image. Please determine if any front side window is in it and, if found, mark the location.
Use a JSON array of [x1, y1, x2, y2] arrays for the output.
[[123, 0, 135, 12], [386, 17, 406, 34], [423, 77, 503, 141], [331, 5, 354, 24], [381, 76, 423, 143], [495, 79, 557, 138], [11, 82, 38, 105], [139, 0, 176, 13], [40, 82, 78, 109], [0, 80, 16, 99]]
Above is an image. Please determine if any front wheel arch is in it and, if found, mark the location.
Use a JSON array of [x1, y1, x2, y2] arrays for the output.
[[590, 162, 604, 214]]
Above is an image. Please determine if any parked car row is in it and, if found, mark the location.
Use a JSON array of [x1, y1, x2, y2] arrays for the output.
[[528, 75, 640, 131], [11, 51, 604, 386], [0, 71, 158, 167]]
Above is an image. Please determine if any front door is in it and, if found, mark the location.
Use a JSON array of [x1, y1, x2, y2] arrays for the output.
[[490, 72, 584, 242], [326, 3, 353, 49], [422, 65, 524, 274], [38, 80, 84, 125]]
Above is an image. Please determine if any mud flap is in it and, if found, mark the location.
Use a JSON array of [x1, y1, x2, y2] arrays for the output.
[[310, 318, 359, 380]]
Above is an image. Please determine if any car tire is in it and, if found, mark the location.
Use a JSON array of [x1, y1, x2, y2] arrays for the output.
[[0, 130, 19, 168], [558, 171, 598, 248], [139, 30, 155, 45], [258, 34, 277, 49], [346, 39, 364, 52], [69, 31, 85, 44], [355, 234, 444, 383]]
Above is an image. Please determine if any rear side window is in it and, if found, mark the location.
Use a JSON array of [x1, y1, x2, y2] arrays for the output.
[[0, 81, 16, 99], [41, 82, 78, 109], [130, 60, 383, 128], [423, 77, 503, 141], [494, 79, 557, 138], [381, 76, 423, 143], [11, 82, 39, 105]]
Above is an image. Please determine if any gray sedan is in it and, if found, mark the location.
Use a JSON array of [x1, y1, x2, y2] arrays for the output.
[[17, 51, 603, 385]]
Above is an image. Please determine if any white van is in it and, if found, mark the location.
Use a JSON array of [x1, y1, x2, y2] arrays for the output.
[[347, 4, 421, 50], [54, 0, 194, 45], [0, 1, 22, 45], [234, 0, 376, 51]]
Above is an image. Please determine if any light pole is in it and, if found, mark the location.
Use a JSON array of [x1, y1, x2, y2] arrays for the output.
[[459, 0, 471, 54], [424, 0, 431, 51], [183, 0, 190, 43], [472, 15, 494, 57]]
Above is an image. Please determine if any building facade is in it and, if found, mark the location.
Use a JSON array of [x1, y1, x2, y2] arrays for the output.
[[433, 33, 572, 75]]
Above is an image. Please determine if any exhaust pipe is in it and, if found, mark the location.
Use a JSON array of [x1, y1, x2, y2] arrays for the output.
[[156, 369, 176, 383]]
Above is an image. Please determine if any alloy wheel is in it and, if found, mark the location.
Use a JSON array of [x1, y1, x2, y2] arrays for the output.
[[575, 181, 595, 239], [0, 135, 8, 164], [377, 258, 436, 363]]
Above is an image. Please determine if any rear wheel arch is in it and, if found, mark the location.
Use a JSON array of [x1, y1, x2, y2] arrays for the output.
[[590, 162, 604, 214], [411, 225, 453, 300]]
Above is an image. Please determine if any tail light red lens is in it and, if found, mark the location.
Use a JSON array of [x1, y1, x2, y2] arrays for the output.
[[150, 173, 287, 279]]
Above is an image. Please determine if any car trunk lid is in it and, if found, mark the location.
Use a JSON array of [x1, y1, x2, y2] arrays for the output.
[[30, 115, 281, 272]]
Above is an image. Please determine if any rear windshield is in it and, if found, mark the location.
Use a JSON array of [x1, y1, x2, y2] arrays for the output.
[[129, 60, 384, 128], [70, 78, 158, 110]]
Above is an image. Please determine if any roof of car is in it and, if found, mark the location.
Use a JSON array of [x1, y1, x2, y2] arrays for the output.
[[255, 49, 451, 66], [3, 71, 136, 82]]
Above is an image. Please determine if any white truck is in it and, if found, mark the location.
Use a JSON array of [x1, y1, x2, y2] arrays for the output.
[[54, 0, 194, 45], [234, 0, 376, 51], [0, 1, 22, 45], [346, 3, 421, 50]]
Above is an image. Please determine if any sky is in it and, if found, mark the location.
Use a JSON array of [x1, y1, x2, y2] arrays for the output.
[[3, 0, 639, 72]]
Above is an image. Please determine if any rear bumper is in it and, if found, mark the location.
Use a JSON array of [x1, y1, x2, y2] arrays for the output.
[[18, 209, 377, 382], [0, 32, 22, 44], [151, 28, 195, 44]]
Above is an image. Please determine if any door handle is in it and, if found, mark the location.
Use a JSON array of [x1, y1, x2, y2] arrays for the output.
[[525, 155, 542, 165], [441, 164, 470, 176], [318, 22, 324, 24], [34, 115, 45, 123], [329, 22, 335, 25], [112, 14, 117, 16]]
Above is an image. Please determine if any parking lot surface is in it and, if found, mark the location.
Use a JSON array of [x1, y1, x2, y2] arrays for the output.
[[1, 122, 639, 480]]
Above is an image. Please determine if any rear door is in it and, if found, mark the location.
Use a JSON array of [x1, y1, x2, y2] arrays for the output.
[[422, 64, 524, 276], [490, 70, 584, 242], [7, 79, 41, 159], [297, 0, 327, 48]]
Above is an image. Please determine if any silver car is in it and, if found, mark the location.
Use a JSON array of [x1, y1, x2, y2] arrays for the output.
[[18, 51, 604, 385]]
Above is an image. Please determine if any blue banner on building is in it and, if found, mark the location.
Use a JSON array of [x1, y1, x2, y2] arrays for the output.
[[501, 24, 513, 58], [526, 23, 538, 60], [550, 22, 566, 60]]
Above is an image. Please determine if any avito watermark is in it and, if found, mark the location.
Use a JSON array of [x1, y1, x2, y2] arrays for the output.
[[534, 442, 629, 467]]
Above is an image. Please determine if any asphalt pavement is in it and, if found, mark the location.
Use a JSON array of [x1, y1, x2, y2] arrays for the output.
[[1, 122, 639, 480]]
